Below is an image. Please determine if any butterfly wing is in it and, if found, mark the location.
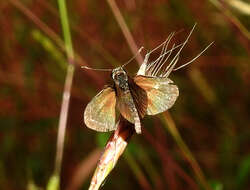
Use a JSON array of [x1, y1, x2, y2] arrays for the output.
[[128, 77, 148, 119], [84, 86, 117, 132], [134, 75, 179, 115]]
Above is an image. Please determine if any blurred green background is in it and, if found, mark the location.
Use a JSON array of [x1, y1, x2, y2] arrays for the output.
[[0, 0, 250, 189]]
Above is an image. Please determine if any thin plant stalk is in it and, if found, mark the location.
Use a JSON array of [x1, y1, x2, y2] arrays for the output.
[[8, 0, 64, 51], [162, 112, 212, 190], [88, 117, 135, 190], [9, 0, 102, 86], [143, 128, 199, 190], [67, 148, 102, 190], [123, 151, 152, 190], [106, 0, 144, 65], [37, 0, 119, 67], [209, 0, 250, 40], [55, 0, 75, 180]]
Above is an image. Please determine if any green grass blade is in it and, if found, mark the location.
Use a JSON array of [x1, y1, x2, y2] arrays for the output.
[[52, 0, 75, 187]]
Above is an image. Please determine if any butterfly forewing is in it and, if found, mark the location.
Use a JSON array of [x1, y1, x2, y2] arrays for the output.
[[84, 86, 117, 132], [134, 75, 179, 115]]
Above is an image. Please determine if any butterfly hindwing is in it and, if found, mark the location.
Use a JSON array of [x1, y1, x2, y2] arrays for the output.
[[84, 86, 117, 132], [134, 75, 179, 115], [128, 77, 148, 119]]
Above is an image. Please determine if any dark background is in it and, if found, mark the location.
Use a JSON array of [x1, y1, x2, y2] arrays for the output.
[[0, 0, 250, 189]]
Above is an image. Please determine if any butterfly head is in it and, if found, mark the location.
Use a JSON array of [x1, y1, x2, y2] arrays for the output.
[[112, 67, 128, 90]]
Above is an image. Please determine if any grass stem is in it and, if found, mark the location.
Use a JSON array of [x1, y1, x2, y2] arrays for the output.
[[54, 0, 75, 180]]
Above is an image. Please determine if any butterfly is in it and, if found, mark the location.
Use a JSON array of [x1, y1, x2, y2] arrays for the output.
[[83, 24, 213, 134], [83, 65, 179, 134]]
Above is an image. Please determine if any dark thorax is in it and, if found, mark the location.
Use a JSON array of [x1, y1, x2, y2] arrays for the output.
[[112, 67, 129, 92]]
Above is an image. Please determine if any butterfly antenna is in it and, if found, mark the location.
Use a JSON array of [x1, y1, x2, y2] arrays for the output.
[[81, 66, 112, 72], [173, 41, 214, 71], [122, 46, 144, 68]]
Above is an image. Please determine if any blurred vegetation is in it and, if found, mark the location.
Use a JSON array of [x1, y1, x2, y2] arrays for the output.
[[0, 0, 250, 190]]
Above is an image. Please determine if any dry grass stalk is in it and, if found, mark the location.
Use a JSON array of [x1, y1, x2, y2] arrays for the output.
[[88, 117, 134, 190]]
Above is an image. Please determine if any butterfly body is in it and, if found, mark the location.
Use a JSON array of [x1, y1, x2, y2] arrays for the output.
[[84, 66, 179, 134], [112, 67, 143, 133]]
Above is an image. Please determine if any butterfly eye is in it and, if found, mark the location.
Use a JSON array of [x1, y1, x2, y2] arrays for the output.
[[116, 73, 122, 79]]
